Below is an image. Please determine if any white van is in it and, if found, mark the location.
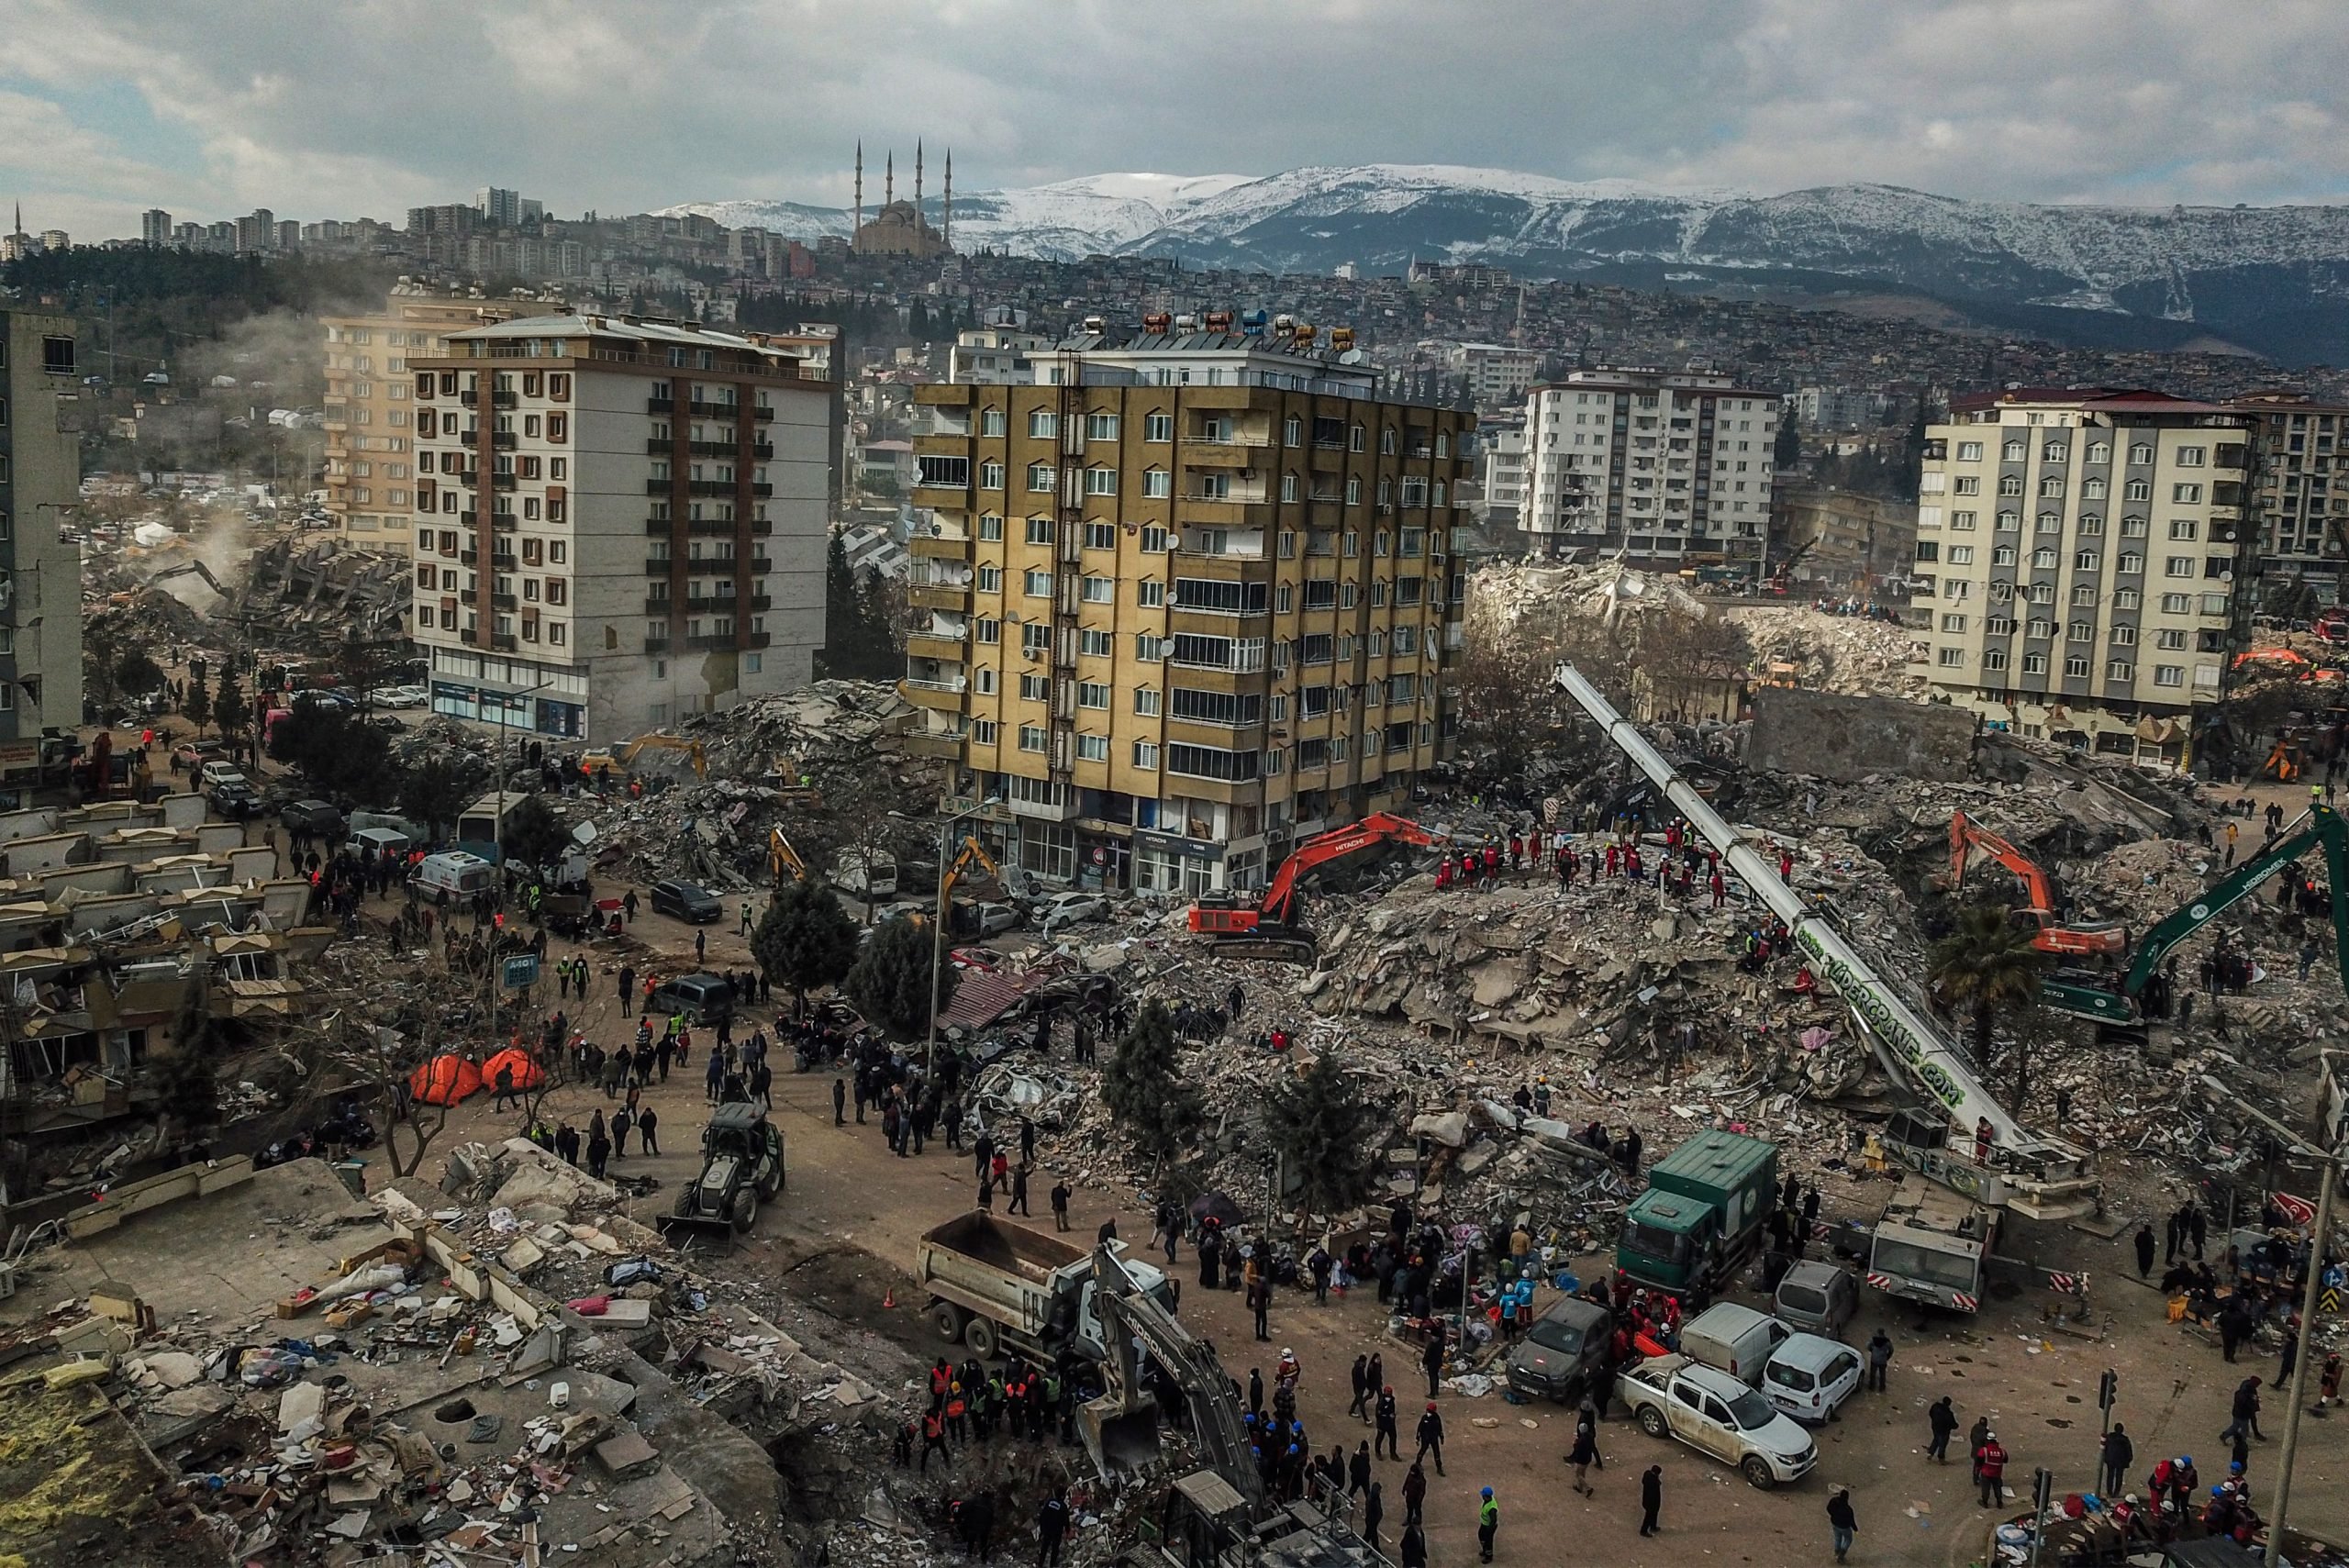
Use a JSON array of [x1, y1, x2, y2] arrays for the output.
[[831, 851, 898, 899], [413, 851, 496, 900], [1678, 1302, 1793, 1385]]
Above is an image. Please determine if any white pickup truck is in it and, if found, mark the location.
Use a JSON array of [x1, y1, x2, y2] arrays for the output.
[[1617, 1353, 1820, 1489]]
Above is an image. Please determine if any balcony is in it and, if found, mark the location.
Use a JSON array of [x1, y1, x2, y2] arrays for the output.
[[751, 405, 774, 423], [690, 517, 746, 536], [492, 473, 517, 491], [749, 554, 772, 573], [643, 595, 673, 616], [492, 633, 517, 651], [645, 517, 676, 536], [912, 530, 973, 560], [688, 400, 740, 419], [459, 549, 479, 565], [460, 509, 478, 527], [493, 515, 518, 532], [645, 634, 671, 653], [644, 438, 675, 456], [903, 730, 965, 760], [909, 582, 971, 611], [493, 430, 517, 450], [685, 634, 740, 651], [906, 628, 965, 661], [459, 590, 478, 606], [644, 557, 674, 575], [492, 389, 517, 408], [750, 483, 773, 498], [646, 478, 676, 495], [460, 390, 478, 407], [492, 593, 518, 610], [648, 395, 675, 414], [688, 439, 740, 458]]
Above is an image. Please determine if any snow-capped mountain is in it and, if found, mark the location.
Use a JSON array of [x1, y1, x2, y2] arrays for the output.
[[662, 164, 2349, 362]]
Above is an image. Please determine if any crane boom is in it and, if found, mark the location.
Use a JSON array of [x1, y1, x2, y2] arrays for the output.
[[2122, 806, 2349, 997], [1553, 663, 2097, 1219]]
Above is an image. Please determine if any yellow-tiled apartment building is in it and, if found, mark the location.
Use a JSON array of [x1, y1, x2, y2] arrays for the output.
[[907, 329, 1471, 894]]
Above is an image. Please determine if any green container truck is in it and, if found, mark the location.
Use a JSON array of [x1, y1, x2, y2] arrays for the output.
[[1616, 1130, 1779, 1300]]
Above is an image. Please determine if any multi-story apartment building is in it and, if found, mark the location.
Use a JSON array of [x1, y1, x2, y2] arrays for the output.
[[404, 315, 829, 741], [2225, 393, 2349, 594], [140, 209, 172, 247], [1520, 368, 1780, 568], [0, 312, 88, 768], [907, 328, 1471, 895], [323, 291, 561, 556], [1449, 342, 1540, 409], [1917, 387, 2256, 765], [1477, 424, 1526, 525]]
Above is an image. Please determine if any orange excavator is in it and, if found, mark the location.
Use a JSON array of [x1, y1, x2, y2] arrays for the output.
[[1948, 810, 2129, 957], [1187, 811, 1450, 962]]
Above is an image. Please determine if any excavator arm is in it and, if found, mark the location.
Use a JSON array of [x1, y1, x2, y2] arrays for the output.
[[769, 828, 808, 884], [615, 735, 708, 779], [1085, 1246, 1262, 1510], [1950, 810, 2060, 916], [1258, 810, 1447, 926], [2121, 806, 2349, 997], [939, 834, 1005, 906]]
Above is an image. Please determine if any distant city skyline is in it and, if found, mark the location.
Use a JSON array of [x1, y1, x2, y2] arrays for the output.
[[3, 0, 2346, 244]]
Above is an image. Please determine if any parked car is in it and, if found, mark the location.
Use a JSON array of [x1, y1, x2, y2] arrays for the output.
[[647, 972, 737, 1025], [173, 739, 225, 769], [1037, 891, 1108, 935], [373, 685, 428, 709], [1774, 1262, 1860, 1336], [281, 799, 348, 840], [650, 879, 723, 923], [1503, 1296, 1613, 1403], [206, 780, 261, 819], [969, 900, 1022, 936], [1678, 1302, 1794, 1385], [199, 761, 249, 791], [1759, 1334, 1863, 1426]]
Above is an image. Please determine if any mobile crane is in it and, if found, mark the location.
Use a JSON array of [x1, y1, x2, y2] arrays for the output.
[[1186, 811, 1449, 962], [2038, 803, 2349, 1026], [1948, 810, 2129, 956], [1553, 662, 2099, 1220]]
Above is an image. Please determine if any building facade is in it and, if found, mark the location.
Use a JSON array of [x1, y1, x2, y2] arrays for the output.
[[2225, 393, 2349, 595], [1520, 368, 1780, 568], [405, 315, 830, 741], [1772, 485, 1918, 595], [0, 312, 88, 762], [1450, 343, 1540, 409], [1917, 387, 2256, 764], [323, 292, 560, 556], [907, 330, 1470, 895]]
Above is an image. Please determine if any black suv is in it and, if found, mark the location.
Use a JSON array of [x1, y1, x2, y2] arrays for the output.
[[650, 879, 723, 923]]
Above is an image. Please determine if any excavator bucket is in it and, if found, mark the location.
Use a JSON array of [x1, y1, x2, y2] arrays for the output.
[[1079, 1392, 1163, 1479]]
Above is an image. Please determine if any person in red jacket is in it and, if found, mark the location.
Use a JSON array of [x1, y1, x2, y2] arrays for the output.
[[1974, 1431, 2008, 1507]]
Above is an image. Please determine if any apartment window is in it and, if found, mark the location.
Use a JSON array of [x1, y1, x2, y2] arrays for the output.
[[1134, 687, 1162, 716], [1380, 427, 1397, 455], [1019, 725, 1048, 752], [1945, 545, 1973, 565], [2119, 552, 2143, 573], [1085, 412, 1119, 441], [1957, 441, 1983, 462], [978, 514, 1005, 541], [2160, 592, 2190, 614], [1132, 741, 1160, 769], [980, 407, 1007, 437], [1028, 410, 1058, 439], [1951, 510, 1977, 530], [1954, 476, 1981, 495], [974, 617, 1000, 644], [1144, 413, 1173, 442], [1081, 575, 1114, 603], [1940, 614, 1968, 632], [2152, 664, 2185, 687], [2003, 439, 2026, 461], [1023, 569, 1051, 596], [1281, 473, 1300, 503], [1078, 681, 1110, 709], [2038, 475, 2065, 497], [2035, 510, 2062, 533], [2172, 483, 2203, 504], [1075, 734, 1109, 762], [2032, 548, 2058, 569], [1139, 579, 1165, 607], [980, 461, 1005, 490], [2087, 441, 2110, 463], [2156, 628, 2187, 650], [1025, 517, 1053, 545], [973, 719, 999, 746], [1983, 649, 2009, 671], [2083, 478, 2107, 500], [977, 565, 1003, 592], [1352, 424, 1366, 452], [2067, 620, 2094, 641], [1283, 416, 1302, 448], [1937, 647, 1964, 667], [1996, 509, 2019, 531], [2120, 515, 2148, 537], [1080, 628, 1113, 656], [2176, 446, 2206, 467], [2070, 584, 2097, 606], [2074, 550, 2099, 571], [2021, 653, 2047, 674], [1142, 468, 1171, 498], [2064, 655, 2090, 678], [2164, 556, 2195, 577], [1998, 475, 2023, 496], [1085, 521, 1116, 550], [1021, 462, 1055, 492], [2168, 518, 2199, 540], [2125, 479, 2152, 501], [2027, 618, 2054, 639], [1084, 467, 1118, 496], [1134, 634, 1167, 662], [1141, 525, 1172, 553]]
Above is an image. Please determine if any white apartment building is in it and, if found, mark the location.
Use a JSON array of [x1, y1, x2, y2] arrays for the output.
[[947, 328, 1051, 385], [1478, 425, 1527, 523], [1918, 387, 2256, 765], [406, 315, 831, 742], [2225, 392, 2349, 592], [1520, 368, 1779, 566]]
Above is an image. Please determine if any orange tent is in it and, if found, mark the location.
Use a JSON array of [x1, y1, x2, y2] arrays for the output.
[[409, 1054, 484, 1106], [481, 1047, 545, 1093]]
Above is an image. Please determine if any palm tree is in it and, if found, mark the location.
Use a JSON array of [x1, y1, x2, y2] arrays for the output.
[[1929, 904, 2045, 1073]]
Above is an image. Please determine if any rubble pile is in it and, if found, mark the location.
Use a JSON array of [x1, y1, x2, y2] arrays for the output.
[[1725, 604, 1926, 699]]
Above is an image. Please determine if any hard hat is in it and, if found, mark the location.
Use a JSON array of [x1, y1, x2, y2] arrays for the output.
[[1482, 1486, 1494, 1500]]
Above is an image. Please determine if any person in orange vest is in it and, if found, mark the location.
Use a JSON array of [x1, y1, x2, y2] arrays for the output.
[[944, 1380, 970, 1443], [1507, 831, 1523, 870], [1435, 857, 1453, 890], [1778, 847, 1795, 881], [919, 1407, 951, 1472], [1481, 844, 1500, 885]]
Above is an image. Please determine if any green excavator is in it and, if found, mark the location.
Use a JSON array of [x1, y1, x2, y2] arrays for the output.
[[2040, 801, 2349, 1025]]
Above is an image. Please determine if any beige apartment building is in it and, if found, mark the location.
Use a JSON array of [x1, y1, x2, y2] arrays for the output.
[[0, 310, 87, 764], [1917, 387, 2257, 765], [907, 329, 1471, 895], [323, 290, 557, 555], [404, 315, 830, 742]]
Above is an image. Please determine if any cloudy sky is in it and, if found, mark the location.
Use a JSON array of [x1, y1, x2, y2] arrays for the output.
[[4, 0, 2343, 240]]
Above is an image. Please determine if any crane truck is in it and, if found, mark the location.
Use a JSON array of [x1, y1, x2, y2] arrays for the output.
[[1550, 662, 2104, 1239], [1186, 811, 1448, 962]]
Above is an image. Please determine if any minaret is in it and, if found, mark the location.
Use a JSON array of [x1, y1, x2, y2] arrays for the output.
[[943, 149, 952, 252], [916, 140, 924, 227], [885, 151, 893, 210], [853, 141, 863, 236]]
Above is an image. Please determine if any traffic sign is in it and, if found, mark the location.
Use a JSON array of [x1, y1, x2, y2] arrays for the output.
[[500, 953, 540, 992]]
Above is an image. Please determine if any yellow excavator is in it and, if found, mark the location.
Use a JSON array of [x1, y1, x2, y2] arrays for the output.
[[579, 733, 708, 781], [769, 828, 809, 885]]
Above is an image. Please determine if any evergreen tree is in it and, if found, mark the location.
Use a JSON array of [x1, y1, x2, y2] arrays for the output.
[[751, 878, 862, 1014], [212, 673, 250, 751], [852, 564, 897, 675], [400, 756, 480, 846], [183, 665, 212, 736], [1101, 1001, 1203, 1170], [498, 794, 570, 872], [1263, 1052, 1386, 1217], [843, 916, 954, 1037], [1775, 407, 1803, 470], [820, 531, 857, 678]]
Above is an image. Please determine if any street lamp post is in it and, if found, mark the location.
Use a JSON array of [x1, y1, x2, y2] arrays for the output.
[[924, 798, 1000, 1073]]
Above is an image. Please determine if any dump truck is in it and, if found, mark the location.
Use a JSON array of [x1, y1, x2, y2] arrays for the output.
[[1865, 1172, 1999, 1314], [916, 1212, 1173, 1363], [1616, 1129, 1779, 1300]]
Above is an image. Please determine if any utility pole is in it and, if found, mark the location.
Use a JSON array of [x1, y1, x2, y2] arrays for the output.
[[2196, 1074, 2342, 1562]]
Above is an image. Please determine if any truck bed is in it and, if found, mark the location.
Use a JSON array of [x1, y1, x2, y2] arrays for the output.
[[920, 1212, 1087, 1284]]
